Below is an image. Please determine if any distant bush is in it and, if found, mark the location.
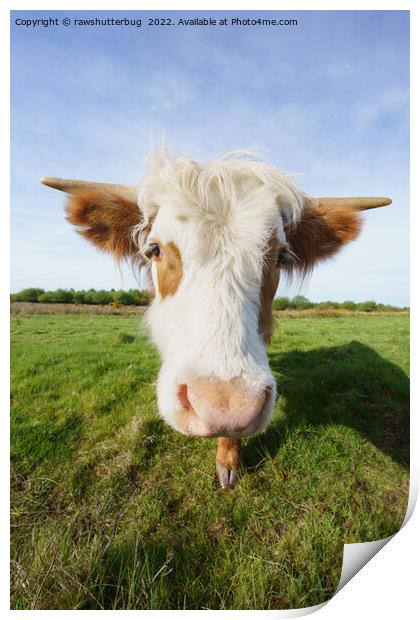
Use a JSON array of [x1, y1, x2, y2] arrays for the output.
[[113, 290, 137, 305], [111, 289, 152, 306], [38, 289, 74, 304], [272, 296, 291, 311], [131, 289, 153, 306], [357, 300, 377, 313], [290, 295, 314, 310], [376, 303, 403, 312], [83, 290, 114, 305], [316, 301, 341, 310], [72, 290, 87, 304], [11, 288, 45, 303], [342, 300, 357, 311]]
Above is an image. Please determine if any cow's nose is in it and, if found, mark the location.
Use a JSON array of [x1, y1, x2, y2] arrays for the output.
[[176, 376, 271, 437]]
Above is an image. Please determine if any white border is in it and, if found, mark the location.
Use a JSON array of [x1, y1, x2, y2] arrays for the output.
[[3, 1, 417, 617]]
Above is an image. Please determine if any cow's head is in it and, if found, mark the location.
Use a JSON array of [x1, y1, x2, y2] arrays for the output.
[[42, 153, 390, 439]]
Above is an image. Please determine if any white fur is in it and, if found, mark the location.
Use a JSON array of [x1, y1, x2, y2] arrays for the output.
[[134, 152, 305, 436]]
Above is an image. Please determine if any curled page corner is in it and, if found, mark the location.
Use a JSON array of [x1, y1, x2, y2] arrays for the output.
[[258, 528, 404, 619], [335, 479, 416, 595], [279, 533, 397, 618], [336, 535, 393, 592]]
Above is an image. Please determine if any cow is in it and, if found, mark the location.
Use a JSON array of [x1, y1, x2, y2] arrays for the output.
[[41, 152, 391, 489]]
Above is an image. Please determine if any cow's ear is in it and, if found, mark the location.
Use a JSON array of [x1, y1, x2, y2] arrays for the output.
[[285, 203, 362, 276], [66, 189, 143, 262]]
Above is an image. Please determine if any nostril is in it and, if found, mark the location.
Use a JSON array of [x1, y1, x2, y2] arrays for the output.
[[175, 378, 275, 438], [177, 384, 191, 410]]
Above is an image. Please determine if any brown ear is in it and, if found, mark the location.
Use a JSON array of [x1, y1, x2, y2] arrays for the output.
[[66, 189, 143, 262], [286, 204, 362, 276]]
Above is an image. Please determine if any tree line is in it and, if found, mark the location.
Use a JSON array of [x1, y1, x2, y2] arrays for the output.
[[272, 295, 407, 312], [10, 289, 407, 312], [10, 288, 151, 306]]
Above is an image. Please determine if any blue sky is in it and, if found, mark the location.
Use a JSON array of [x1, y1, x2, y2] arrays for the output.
[[11, 10, 409, 304]]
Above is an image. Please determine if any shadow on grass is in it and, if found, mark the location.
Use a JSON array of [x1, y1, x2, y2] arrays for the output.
[[244, 341, 409, 471]]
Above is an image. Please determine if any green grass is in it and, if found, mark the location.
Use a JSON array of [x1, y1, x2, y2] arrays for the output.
[[10, 313, 409, 610]]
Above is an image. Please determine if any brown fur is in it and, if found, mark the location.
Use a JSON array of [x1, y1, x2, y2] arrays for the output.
[[156, 241, 183, 298], [258, 205, 361, 345], [216, 437, 241, 471], [65, 190, 142, 263], [286, 204, 362, 276], [259, 234, 281, 343]]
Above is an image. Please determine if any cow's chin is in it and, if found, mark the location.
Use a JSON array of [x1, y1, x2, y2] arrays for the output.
[[171, 387, 275, 439]]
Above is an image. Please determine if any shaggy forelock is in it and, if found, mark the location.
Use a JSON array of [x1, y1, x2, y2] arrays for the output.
[[134, 151, 305, 271]]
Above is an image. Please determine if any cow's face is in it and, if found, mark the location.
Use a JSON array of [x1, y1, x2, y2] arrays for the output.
[[137, 155, 305, 437], [42, 153, 390, 440]]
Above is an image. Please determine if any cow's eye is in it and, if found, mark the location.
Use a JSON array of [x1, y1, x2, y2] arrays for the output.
[[145, 242, 161, 260], [277, 251, 288, 265], [151, 243, 161, 257]]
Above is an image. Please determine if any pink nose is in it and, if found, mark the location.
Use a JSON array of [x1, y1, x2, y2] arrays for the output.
[[176, 376, 271, 438]]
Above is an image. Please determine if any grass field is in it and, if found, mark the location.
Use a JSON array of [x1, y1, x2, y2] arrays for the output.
[[10, 312, 409, 610]]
